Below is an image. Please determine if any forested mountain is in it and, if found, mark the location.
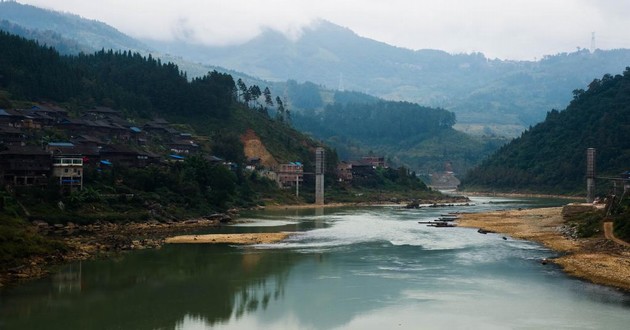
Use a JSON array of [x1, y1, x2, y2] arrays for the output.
[[289, 90, 506, 174], [0, 29, 346, 214], [0, 3, 497, 175], [0, 31, 234, 121], [462, 69, 630, 194], [148, 19, 630, 135]]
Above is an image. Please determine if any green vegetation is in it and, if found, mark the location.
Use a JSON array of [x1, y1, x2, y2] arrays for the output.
[[463, 69, 630, 194], [564, 210, 605, 238], [611, 196, 630, 241], [324, 166, 441, 203], [150, 19, 630, 133], [0, 29, 442, 272], [0, 190, 67, 271], [292, 91, 507, 174]]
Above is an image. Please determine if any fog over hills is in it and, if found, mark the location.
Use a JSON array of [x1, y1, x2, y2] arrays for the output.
[[145, 19, 630, 134], [4, 1, 630, 174], [5, 1, 630, 136], [0, 1, 149, 52]]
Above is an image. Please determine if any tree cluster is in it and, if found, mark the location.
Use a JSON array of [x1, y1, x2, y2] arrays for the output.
[[463, 68, 630, 194], [310, 100, 456, 143], [0, 31, 236, 120]]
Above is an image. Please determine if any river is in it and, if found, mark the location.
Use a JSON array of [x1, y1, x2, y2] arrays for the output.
[[1, 196, 629, 329]]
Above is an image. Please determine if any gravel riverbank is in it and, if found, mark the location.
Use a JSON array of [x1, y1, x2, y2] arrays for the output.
[[457, 207, 630, 291]]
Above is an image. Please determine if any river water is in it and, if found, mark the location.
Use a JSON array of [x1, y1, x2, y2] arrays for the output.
[[1, 196, 630, 329]]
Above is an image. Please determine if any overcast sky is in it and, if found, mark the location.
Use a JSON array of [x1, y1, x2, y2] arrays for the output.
[[16, 0, 630, 60]]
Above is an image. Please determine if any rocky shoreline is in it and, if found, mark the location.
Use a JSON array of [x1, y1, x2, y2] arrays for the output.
[[1, 212, 237, 287], [1, 197, 471, 287], [457, 207, 630, 292]]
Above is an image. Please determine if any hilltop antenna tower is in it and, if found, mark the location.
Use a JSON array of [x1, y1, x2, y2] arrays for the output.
[[586, 148, 596, 203], [338, 73, 344, 92], [590, 32, 596, 53]]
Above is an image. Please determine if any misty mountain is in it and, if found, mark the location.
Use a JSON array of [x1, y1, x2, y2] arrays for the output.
[[0, 1, 149, 52], [145, 20, 630, 135]]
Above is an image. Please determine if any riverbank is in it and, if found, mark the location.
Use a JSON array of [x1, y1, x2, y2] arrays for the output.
[[262, 196, 471, 210], [165, 232, 293, 244], [0, 218, 225, 286], [457, 207, 630, 291]]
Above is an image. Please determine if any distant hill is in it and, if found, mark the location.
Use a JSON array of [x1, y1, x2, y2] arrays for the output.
[[462, 69, 630, 194], [147, 19, 630, 135], [288, 87, 506, 175], [0, 1, 148, 52]]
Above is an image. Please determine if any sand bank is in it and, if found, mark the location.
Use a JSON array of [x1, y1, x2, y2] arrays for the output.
[[458, 207, 630, 291], [165, 232, 293, 244]]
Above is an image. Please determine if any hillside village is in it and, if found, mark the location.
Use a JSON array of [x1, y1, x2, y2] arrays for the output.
[[0, 103, 395, 195]]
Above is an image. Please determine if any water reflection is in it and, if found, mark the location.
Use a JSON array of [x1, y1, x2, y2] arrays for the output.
[[0, 245, 304, 330], [2, 197, 629, 330]]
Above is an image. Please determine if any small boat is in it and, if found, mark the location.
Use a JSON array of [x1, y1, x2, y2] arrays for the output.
[[427, 222, 456, 228], [477, 228, 495, 234]]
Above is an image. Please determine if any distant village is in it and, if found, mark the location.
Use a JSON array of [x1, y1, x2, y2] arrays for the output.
[[0, 103, 401, 193]]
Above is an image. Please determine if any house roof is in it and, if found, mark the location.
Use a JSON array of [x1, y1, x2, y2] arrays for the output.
[[73, 134, 105, 144], [30, 103, 69, 114], [0, 126, 22, 134], [349, 160, 374, 167], [205, 155, 223, 162], [0, 109, 24, 117], [0, 146, 51, 156], [99, 144, 142, 155], [87, 106, 120, 115], [48, 142, 75, 147]]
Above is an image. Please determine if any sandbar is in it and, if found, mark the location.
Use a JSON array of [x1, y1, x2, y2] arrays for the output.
[[458, 207, 630, 291], [165, 232, 293, 244]]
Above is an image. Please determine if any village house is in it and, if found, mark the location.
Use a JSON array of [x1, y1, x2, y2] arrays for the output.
[[82, 106, 124, 121], [0, 146, 52, 186], [336, 161, 353, 182], [336, 159, 379, 184], [277, 162, 304, 188], [29, 103, 69, 121], [46, 142, 77, 155], [99, 145, 159, 168], [168, 139, 199, 154], [0, 108, 26, 128], [361, 156, 387, 168], [0, 126, 26, 146], [51, 155, 83, 192]]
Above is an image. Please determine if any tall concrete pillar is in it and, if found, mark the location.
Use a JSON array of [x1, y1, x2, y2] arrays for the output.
[[586, 148, 596, 203], [315, 148, 325, 205]]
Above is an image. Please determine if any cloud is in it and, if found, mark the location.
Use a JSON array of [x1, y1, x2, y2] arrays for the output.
[[16, 0, 630, 60]]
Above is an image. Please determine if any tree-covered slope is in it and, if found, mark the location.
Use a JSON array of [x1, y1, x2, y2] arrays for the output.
[[288, 88, 506, 175], [462, 69, 630, 194], [149, 19, 630, 133]]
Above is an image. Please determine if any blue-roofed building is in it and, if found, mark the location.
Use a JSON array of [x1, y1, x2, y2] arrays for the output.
[[46, 142, 77, 154], [52, 155, 83, 192]]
